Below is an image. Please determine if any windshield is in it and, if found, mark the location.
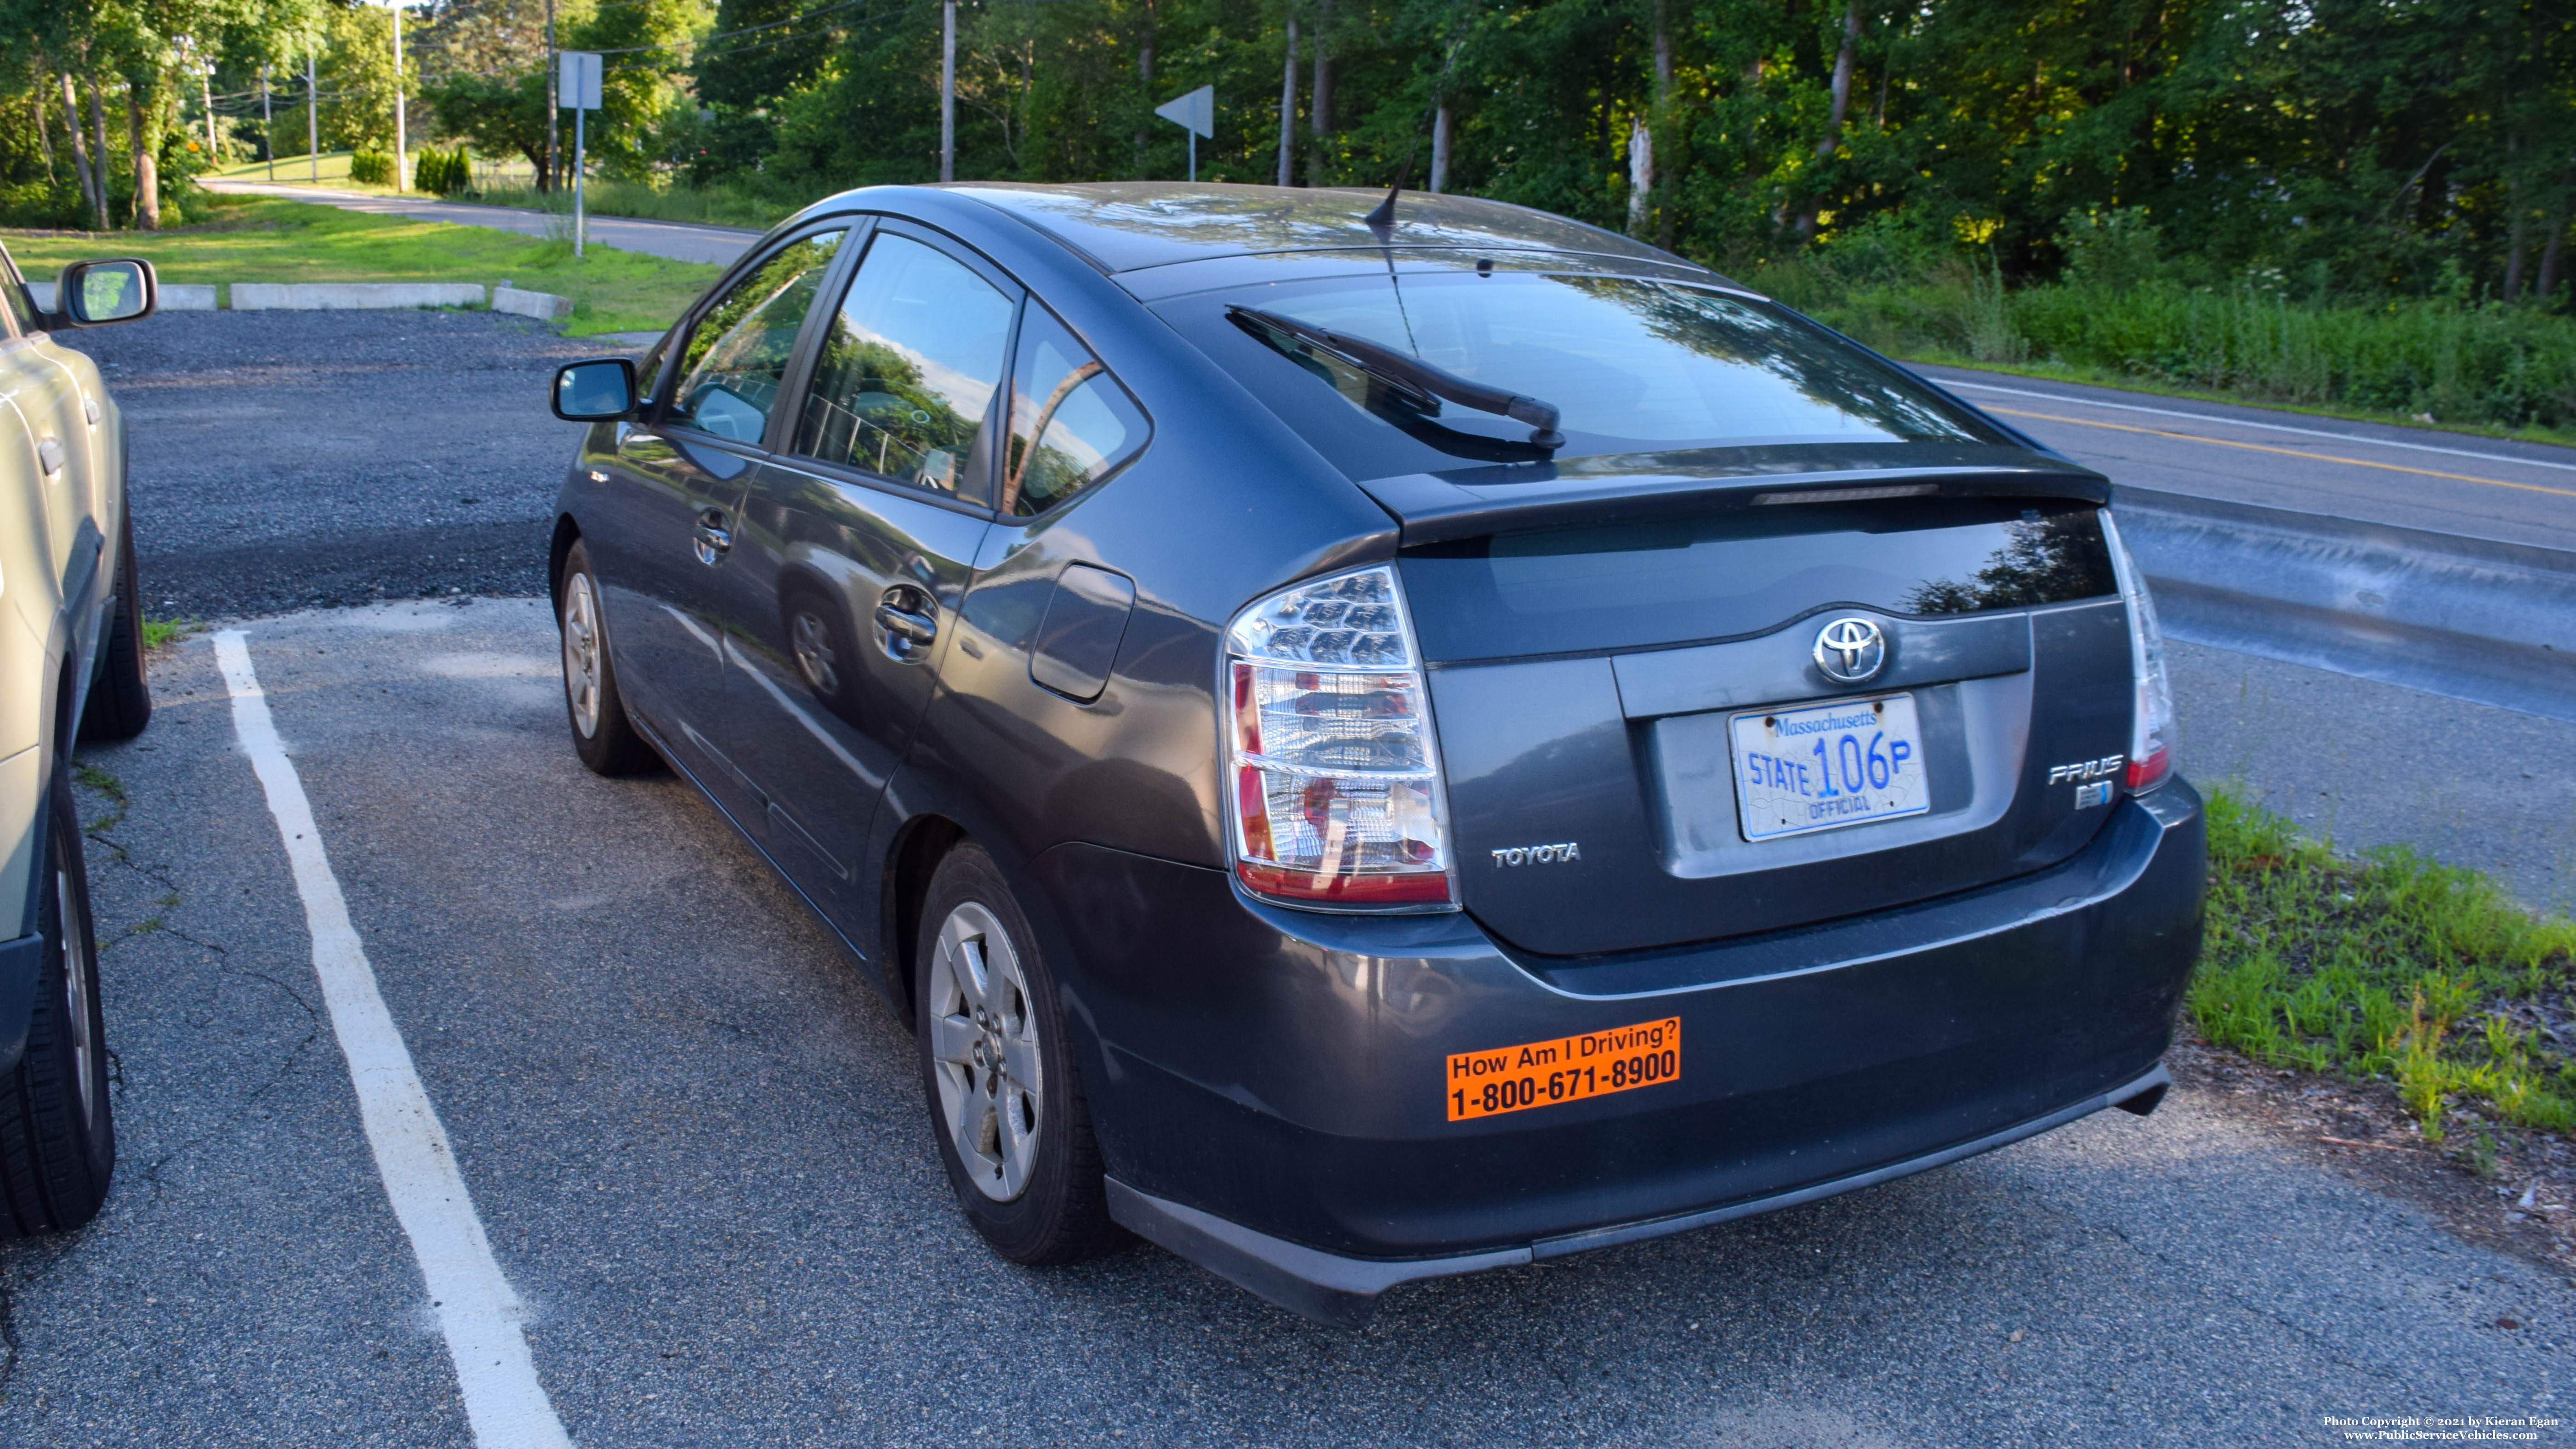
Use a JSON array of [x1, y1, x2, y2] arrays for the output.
[[1158, 270, 1999, 473]]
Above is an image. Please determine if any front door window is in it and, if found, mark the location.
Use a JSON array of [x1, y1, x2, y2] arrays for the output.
[[669, 230, 845, 443]]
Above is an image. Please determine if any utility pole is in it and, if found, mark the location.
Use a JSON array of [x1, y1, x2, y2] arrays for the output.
[[391, 0, 407, 190], [940, 0, 956, 182], [262, 65, 274, 180], [307, 47, 318, 183], [1276, 13, 1297, 186], [546, 0, 559, 192]]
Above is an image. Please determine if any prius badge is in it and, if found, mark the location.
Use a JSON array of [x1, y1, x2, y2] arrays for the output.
[[1812, 616, 1887, 684]]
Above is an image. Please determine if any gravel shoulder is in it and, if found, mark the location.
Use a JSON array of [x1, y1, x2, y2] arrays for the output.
[[54, 309, 609, 618], [0, 601, 2562, 1446]]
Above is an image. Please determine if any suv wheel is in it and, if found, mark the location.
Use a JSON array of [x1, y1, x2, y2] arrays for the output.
[[557, 539, 657, 776], [916, 843, 1116, 1264], [0, 760, 115, 1237]]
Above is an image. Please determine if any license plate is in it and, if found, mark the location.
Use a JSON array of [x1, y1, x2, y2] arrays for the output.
[[1446, 1017, 1681, 1122], [1730, 693, 1931, 841]]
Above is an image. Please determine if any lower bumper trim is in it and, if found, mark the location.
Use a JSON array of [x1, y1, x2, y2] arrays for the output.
[[1109, 1060, 2172, 1327]]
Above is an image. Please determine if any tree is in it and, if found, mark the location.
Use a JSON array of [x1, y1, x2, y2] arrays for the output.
[[427, 68, 550, 188]]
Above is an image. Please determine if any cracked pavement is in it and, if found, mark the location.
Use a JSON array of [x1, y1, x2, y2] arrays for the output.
[[0, 597, 2560, 1446]]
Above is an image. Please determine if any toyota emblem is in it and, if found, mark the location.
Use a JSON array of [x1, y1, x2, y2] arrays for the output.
[[1812, 617, 1888, 684]]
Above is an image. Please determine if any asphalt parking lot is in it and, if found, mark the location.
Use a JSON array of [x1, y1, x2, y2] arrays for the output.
[[0, 599, 2563, 1446], [10, 309, 2569, 1445]]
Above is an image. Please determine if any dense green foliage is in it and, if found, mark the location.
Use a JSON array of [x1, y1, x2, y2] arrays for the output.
[[346, 148, 393, 185], [2191, 792, 2576, 1142], [411, 144, 472, 195]]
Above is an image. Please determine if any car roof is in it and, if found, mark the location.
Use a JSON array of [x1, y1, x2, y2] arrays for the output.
[[915, 182, 1721, 279]]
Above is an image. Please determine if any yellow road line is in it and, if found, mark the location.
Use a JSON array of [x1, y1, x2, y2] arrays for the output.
[[1986, 406, 2576, 501]]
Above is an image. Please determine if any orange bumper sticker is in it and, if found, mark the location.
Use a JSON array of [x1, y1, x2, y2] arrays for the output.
[[1445, 1017, 1682, 1122]]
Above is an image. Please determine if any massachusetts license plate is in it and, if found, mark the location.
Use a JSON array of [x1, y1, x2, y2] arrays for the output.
[[1730, 693, 1931, 841], [1446, 1017, 1681, 1122]]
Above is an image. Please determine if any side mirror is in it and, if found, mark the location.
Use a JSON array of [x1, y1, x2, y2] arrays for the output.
[[54, 258, 157, 327], [552, 358, 638, 421]]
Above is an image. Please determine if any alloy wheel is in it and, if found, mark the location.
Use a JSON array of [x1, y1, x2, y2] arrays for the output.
[[561, 571, 604, 739], [927, 902, 1043, 1201]]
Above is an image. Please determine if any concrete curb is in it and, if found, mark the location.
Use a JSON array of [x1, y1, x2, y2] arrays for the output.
[[492, 286, 574, 322], [230, 282, 487, 311], [2115, 484, 2576, 723], [28, 280, 219, 312]]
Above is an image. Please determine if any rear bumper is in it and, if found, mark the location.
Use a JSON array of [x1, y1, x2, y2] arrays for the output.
[[1107, 1061, 2170, 1328], [1035, 779, 2205, 1324]]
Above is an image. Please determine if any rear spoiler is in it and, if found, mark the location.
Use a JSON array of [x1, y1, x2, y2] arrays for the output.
[[1354, 443, 2110, 547]]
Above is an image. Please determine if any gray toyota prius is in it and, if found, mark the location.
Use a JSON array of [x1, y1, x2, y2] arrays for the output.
[[546, 183, 2204, 1325]]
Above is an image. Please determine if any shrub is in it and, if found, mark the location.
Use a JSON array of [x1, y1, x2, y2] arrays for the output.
[[413, 147, 472, 195], [348, 150, 394, 186]]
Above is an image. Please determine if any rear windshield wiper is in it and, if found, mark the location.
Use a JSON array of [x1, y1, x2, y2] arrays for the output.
[[1228, 305, 1565, 450]]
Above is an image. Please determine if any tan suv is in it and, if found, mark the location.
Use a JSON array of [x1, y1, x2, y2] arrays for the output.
[[0, 247, 156, 1238]]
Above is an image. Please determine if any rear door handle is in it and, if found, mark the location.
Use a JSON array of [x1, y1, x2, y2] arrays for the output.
[[693, 507, 733, 565]]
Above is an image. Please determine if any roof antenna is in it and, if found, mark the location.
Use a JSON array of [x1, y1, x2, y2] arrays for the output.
[[1363, 150, 1415, 236]]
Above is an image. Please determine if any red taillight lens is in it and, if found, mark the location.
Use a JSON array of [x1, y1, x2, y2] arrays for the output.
[[2103, 513, 2175, 792], [1224, 567, 1454, 909]]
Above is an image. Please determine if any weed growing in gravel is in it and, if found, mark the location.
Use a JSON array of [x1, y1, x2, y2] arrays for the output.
[[2190, 791, 2576, 1141], [141, 617, 199, 650]]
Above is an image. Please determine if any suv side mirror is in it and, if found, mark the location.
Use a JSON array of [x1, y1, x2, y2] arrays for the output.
[[55, 258, 156, 327], [553, 358, 639, 421]]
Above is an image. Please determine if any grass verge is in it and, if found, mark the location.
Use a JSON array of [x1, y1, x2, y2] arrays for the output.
[[2191, 791, 2576, 1144], [7, 193, 718, 336]]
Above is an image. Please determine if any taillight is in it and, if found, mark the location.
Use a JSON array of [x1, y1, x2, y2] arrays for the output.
[[2101, 512, 2173, 792], [1223, 564, 1455, 908]]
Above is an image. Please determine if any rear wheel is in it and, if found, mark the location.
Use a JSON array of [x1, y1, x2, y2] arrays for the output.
[[557, 539, 657, 776], [0, 759, 115, 1238], [916, 843, 1116, 1265], [78, 515, 151, 744]]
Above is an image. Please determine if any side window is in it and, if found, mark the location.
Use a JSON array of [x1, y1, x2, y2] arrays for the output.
[[667, 229, 845, 443], [1003, 307, 1148, 517], [794, 232, 1016, 502]]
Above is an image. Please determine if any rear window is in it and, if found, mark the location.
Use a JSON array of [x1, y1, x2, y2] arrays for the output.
[[1155, 271, 2003, 476], [1398, 500, 2116, 661]]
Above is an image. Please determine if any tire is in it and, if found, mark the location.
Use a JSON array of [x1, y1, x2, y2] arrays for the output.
[[556, 538, 658, 777], [0, 759, 115, 1238], [915, 842, 1117, 1265], [78, 514, 151, 744]]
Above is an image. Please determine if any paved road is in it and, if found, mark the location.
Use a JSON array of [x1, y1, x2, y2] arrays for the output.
[[2170, 640, 2576, 912], [1915, 365, 2576, 553], [1, 599, 2562, 1447], [201, 178, 763, 267]]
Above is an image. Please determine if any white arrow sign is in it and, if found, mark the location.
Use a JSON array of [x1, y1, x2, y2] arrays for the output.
[[1154, 84, 1214, 138], [1154, 84, 1214, 182]]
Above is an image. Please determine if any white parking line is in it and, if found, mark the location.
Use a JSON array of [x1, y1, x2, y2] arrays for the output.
[[1935, 377, 2576, 475], [213, 631, 571, 1449]]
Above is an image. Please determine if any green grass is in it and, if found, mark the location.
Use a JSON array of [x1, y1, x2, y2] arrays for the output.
[[472, 176, 798, 232], [140, 618, 199, 650], [8, 194, 718, 336], [2190, 791, 2576, 1142], [208, 149, 387, 191]]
